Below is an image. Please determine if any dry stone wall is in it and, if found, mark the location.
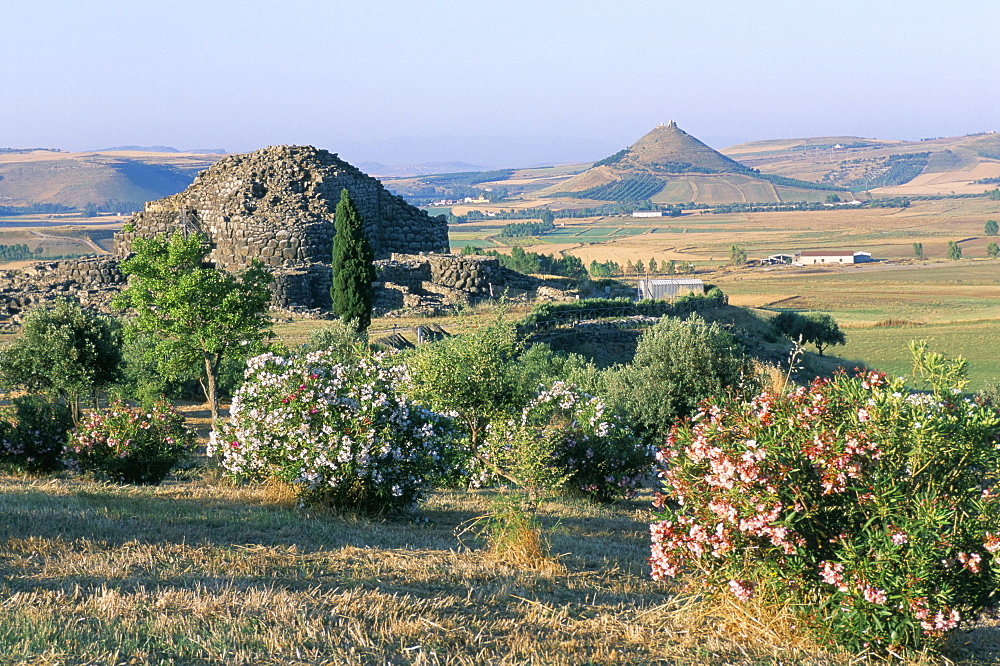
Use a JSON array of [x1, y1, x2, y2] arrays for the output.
[[0, 257, 124, 323]]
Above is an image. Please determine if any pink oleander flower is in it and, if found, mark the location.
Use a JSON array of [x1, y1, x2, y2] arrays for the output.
[[890, 531, 908, 546], [958, 552, 983, 574], [728, 579, 755, 601], [862, 585, 888, 605], [819, 561, 848, 592]]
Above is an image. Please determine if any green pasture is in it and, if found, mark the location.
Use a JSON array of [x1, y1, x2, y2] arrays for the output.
[[722, 261, 1000, 390], [832, 320, 1000, 391]]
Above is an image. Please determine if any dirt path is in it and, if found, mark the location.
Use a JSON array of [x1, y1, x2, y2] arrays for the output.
[[29, 230, 106, 255]]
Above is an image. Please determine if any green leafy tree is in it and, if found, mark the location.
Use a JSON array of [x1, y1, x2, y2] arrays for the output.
[[985, 219, 998, 236], [988, 241, 1000, 258], [729, 244, 748, 266], [947, 240, 963, 260], [912, 242, 925, 260], [648, 257, 658, 274], [773, 310, 846, 356], [539, 208, 555, 225], [404, 317, 527, 457], [0, 299, 121, 421], [113, 231, 273, 421], [331, 189, 375, 331], [635, 260, 645, 274]]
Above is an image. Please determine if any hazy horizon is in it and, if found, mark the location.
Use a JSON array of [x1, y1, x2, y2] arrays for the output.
[[4, 0, 998, 167]]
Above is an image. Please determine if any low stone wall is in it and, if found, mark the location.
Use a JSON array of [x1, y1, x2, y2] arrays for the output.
[[390, 253, 505, 295]]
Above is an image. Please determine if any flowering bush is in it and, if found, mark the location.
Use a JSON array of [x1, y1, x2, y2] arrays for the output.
[[650, 368, 1000, 655], [486, 381, 652, 502], [0, 396, 73, 473], [67, 400, 196, 484], [209, 350, 457, 514]]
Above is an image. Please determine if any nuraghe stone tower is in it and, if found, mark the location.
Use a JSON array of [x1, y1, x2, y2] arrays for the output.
[[114, 145, 450, 310], [0, 146, 558, 324]]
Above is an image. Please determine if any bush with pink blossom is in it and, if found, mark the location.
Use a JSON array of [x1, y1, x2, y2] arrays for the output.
[[67, 400, 196, 484], [650, 359, 1000, 655], [209, 350, 458, 514]]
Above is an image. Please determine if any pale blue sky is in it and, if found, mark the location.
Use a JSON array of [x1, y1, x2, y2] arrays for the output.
[[3, 0, 998, 166]]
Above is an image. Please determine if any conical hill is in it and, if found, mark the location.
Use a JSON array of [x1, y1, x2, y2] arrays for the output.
[[540, 122, 844, 204], [624, 121, 745, 173]]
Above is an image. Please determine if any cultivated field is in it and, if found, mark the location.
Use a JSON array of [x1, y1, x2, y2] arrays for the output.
[[452, 199, 1000, 389]]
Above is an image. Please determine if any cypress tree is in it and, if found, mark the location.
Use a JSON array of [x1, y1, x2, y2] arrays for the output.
[[331, 189, 375, 331]]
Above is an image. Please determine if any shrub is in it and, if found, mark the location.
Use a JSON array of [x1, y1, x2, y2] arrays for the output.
[[404, 317, 525, 459], [67, 400, 196, 484], [0, 396, 73, 473], [603, 315, 753, 438], [485, 381, 651, 503], [210, 350, 457, 514], [650, 362, 1000, 656], [0, 299, 121, 421]]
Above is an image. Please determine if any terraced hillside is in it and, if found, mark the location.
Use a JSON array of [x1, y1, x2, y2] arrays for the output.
[[722, 132, 1000, 196]]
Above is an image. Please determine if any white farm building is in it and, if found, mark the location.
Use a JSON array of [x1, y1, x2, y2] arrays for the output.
[[632, 211, 664, 218], [637, 278, 704, 300], [795, 250, 872, 265]]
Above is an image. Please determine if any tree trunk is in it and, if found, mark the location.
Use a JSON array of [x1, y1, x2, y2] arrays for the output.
[[203, 353, 219, 422]]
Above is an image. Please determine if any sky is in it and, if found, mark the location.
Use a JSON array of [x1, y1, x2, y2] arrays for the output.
[[3, 0, 999, 167]]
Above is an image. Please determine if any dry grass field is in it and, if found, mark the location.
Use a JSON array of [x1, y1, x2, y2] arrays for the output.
[[6, 469, 1000, 665]]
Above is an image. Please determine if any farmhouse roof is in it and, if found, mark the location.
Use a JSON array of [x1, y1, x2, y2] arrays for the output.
[[798, 250, 857, 257], [643, 279, 704, 286]]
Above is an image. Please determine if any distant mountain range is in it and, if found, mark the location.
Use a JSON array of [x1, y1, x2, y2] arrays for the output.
[[96, 146, 228, 154], [357, 161, 488, 177]]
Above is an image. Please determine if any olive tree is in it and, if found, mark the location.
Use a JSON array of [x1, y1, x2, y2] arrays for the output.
[[773, 310, 846, 356], [404, 317, 527, 454], [601, 315, 752, 438]]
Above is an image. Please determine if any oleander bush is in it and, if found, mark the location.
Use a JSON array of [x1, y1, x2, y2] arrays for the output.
[[0, 396, 73, 473], [67, 400, 196, 484], [485, 381, 652, 503], [210, 350, 458, 514], [650, 358, 1000, 656]]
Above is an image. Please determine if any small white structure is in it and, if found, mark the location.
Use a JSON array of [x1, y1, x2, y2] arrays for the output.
[[632, 211, 664, 218], [765, 254, 795, 265], [637, 278, 704, 300], [796, 250, 873, 265]]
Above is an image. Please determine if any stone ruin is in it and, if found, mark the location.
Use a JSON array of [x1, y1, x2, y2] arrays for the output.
[[0, 145, 570, 324]]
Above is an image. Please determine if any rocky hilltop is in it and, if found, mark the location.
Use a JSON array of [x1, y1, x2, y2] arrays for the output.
[[542, 122, 843, 204]]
